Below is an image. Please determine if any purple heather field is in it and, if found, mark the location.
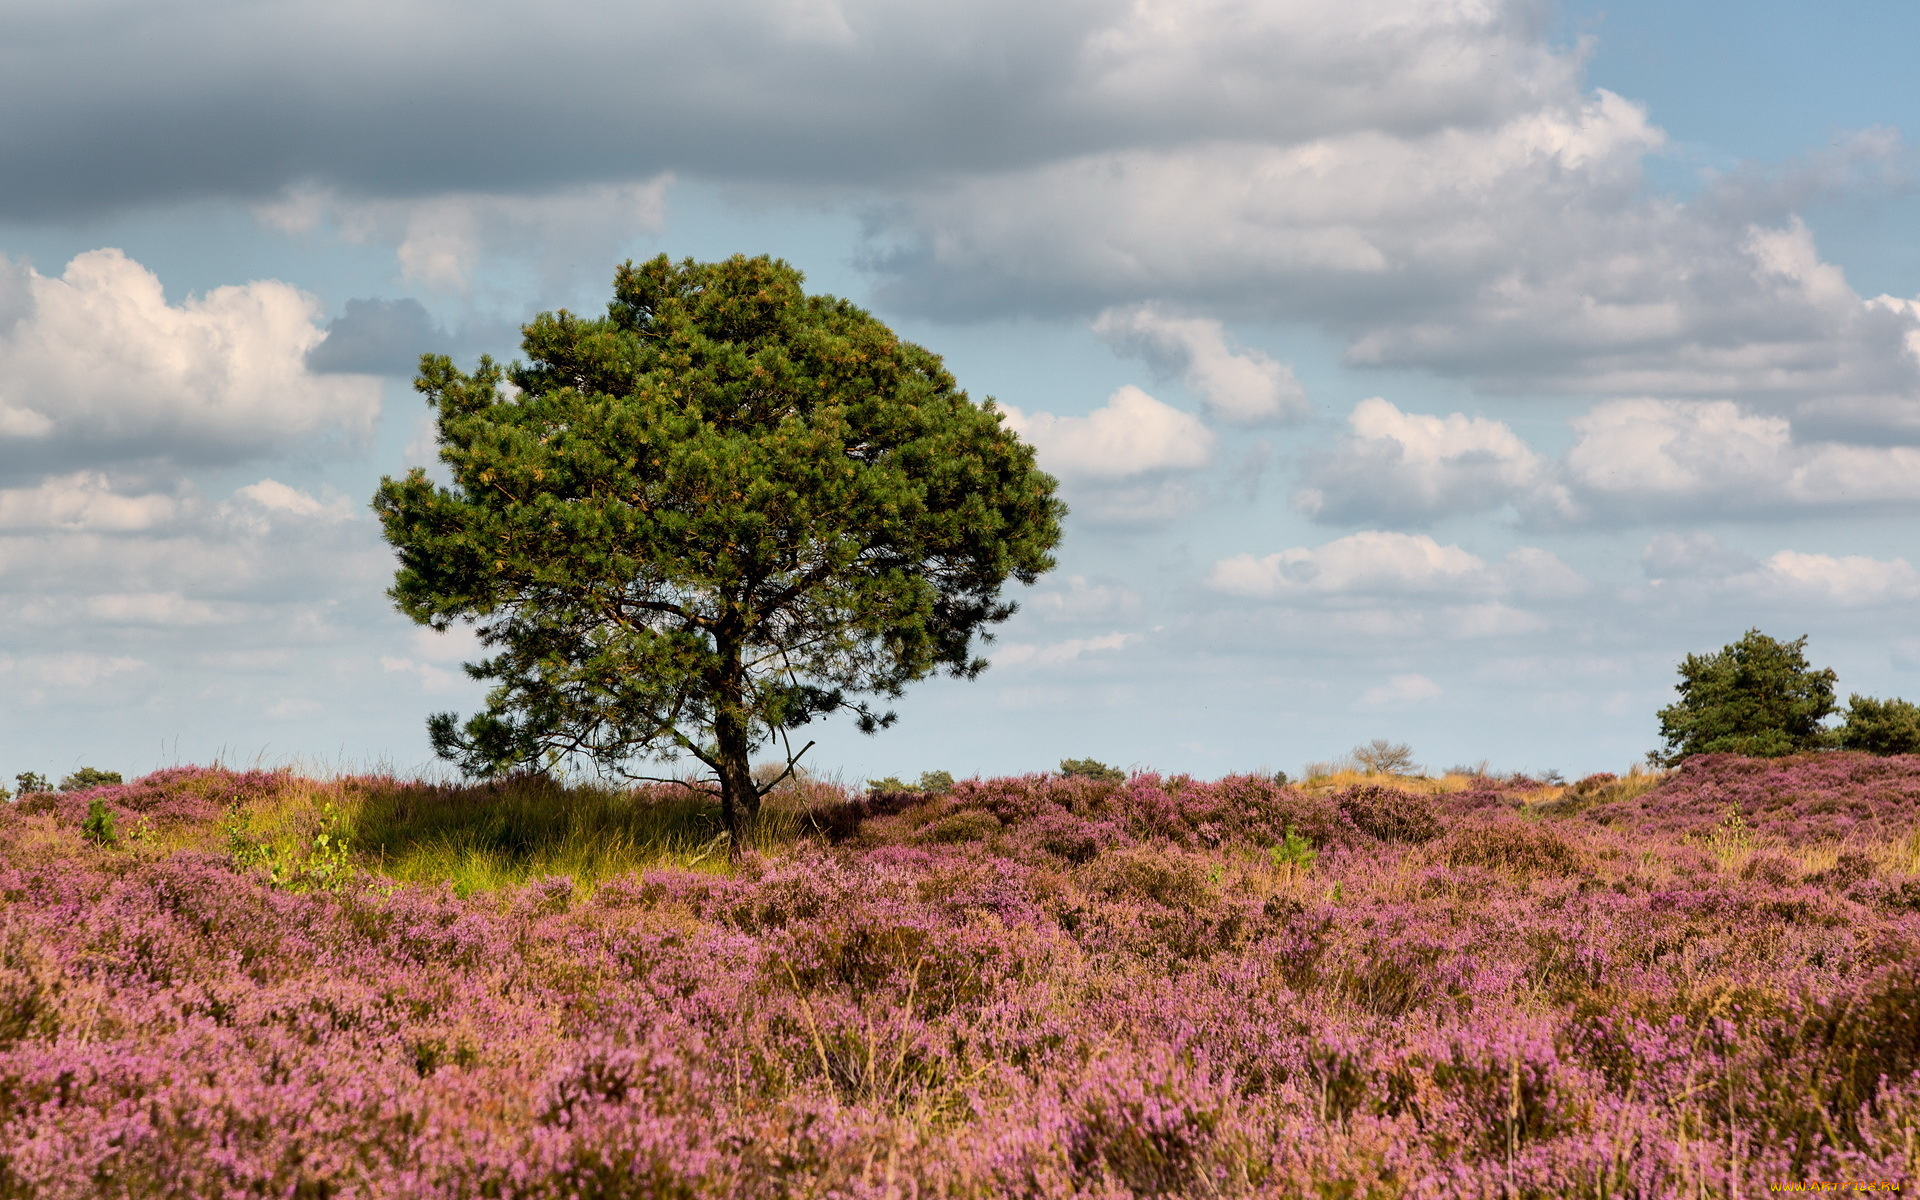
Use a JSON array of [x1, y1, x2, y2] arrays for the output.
[[4, 757, 1920, 1197]]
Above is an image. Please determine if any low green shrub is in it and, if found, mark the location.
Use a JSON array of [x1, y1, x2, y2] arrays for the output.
[[1269, 826, 1318, 870], [81, 797, 118, 846]]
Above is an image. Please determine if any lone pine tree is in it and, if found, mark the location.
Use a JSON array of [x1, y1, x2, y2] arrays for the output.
[[374, 254, 1064, 848], [1654, 629, 1837, 764]]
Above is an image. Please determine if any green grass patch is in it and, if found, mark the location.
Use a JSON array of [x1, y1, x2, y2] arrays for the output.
[[211, 772, 834, 897]]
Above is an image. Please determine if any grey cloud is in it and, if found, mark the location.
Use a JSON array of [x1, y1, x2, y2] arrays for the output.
[[0, 257, 30, 334], [306, 298, 450, 376], [863, 90, 1662, 320], [10, 0, 1919, 456], [865, 87, 1920, 437], [0, 0, 1570, 220]]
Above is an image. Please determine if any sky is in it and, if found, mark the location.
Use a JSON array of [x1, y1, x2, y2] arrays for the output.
[[4, 0, 1920, 785]]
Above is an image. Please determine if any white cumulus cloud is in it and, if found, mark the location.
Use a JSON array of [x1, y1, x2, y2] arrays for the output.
[[1302, 395, 1920, 528], [1642, 534, 1920, 609], [999, 385, 1214, 480], [1296, 397, 1557, 526], [1093, 304, 1309, 423], [1564, 399, 1920, 520], [0, 249, 381, 477], [0, 472, 182, 532], [232, 479, 354, 521]]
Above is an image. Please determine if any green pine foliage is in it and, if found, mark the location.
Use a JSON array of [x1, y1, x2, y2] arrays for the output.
[[81, 796, 117, 846], [1654, 630, 1838, 765], [60, 767, 123, 791], [1269, 825, 1318, 869], [373, 254, 1064, 849], [1839, 694, 1920, 756], [865, 770, 955, 795], [1060, 758, 1125, 783]]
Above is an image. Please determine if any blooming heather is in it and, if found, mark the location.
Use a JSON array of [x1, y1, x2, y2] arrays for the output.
[[2, 761, 1917, 1196]]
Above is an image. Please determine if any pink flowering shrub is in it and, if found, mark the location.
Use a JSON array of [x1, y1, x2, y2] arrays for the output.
[[2, 762, 1918, 1196], [1588, 751, 1920, 844], [10, 766, 290, 831]]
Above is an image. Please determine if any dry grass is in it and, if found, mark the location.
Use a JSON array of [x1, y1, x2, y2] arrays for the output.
[[1524, 766, 1669, 816], [1296, 768, 1476, 796]]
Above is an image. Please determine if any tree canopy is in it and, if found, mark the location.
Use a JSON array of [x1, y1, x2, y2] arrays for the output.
[[1653, 629, 1837, 764], [1838, 694, 1920, 756], [373, 254, 1065, 845]]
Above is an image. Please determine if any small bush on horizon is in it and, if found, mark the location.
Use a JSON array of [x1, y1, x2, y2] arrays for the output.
[[1839, 694, 1920, 756], [865, 770, 954, 795], [1352, 739, 1417, 776], [14, 771, 49, 795], [60, 767, 123, 792], [1060, 758, 1125, 783]]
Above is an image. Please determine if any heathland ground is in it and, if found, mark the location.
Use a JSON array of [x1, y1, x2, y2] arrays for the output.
[[4, 755, 1919, 1196]]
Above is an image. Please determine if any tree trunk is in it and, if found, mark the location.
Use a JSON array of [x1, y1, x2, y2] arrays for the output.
[[712, 623, 760, 858], [716, 752, 757, 860]]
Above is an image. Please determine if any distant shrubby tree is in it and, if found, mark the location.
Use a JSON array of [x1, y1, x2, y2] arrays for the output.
[[1838, 695, 1920, 756], [60, 767, 123, 791], [865, 770, 954, 795], [374, 254, 1063, 849], [14, 772, 49, 795], [1352, 739, 1417, 776], [1060, 758, 1125, 783], [1655, 630, 1837, 764]]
